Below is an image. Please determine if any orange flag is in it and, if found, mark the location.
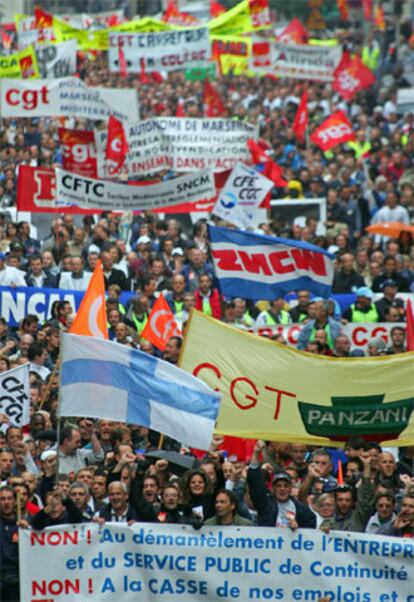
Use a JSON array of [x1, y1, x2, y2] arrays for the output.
[[141, 294, 181, 351], [70, 260, 108, 339]]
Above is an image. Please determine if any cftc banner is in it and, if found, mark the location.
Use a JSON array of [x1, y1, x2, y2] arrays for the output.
[[19, 524, 413, 601]]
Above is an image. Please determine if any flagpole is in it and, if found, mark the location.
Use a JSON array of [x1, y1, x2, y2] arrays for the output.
[[38, 359, 59, 410]]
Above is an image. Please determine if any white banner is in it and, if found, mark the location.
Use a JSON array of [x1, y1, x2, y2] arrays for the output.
[[17, 17, 55, 49], [243, 321, 406, 351], [212, 163, 273, 229], [95, 118, 258, 176], [55, 168, 216, 211], [108, 29, 211, 73], [0, 78, 139, 122], [36, 40, 77, 79], [252, 41, 342, 82], [0, 364, 30, 427], [19, 524, 413, 601]]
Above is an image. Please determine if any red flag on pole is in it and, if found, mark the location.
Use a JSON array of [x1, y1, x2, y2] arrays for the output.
[[210, 0, 226, 17], [105, 115, 129, 169], [333, 52, 376, 101], [310, 111, 356, 151], [293, 90, 308, 143], [247, 138, 269, 164], [118, 41, 128, 78], [406, 298, 414, 351], [362, 0, 373, 20], [141, 294, 182, 351], [203, 78, 225, 117], [176, 100, 185, 117]]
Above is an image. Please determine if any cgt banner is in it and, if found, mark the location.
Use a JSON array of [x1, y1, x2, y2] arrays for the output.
[[0, 364, 30, 427], [55, 167, 216, 212], [181, 311, 414, 446], [95, 117, 258, 176], [36, 39, 77, 79], [251, 40, 342, 81], [19, 524, 413, 601], [0, 77, 139, 121], [108, 28, 211, 72]]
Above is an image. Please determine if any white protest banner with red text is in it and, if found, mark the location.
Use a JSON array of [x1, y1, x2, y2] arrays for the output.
[[310, 110, 356, 151], [55, 167, 216, 212], [251, 42, 341, 81], [0, 77, 139, 121], [59, 128, 97, 178], [333, 52, 376, 101], [108, 29, 211, 73], [95, 117, 257, 177], [243, 322, 406, 352]]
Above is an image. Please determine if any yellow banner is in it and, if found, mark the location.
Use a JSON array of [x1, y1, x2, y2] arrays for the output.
[[212, 35, 253, 75], [180, 311, 414, 447], [0, 46, 39, 78], [52, 17, 108, 50], [110, 17, 172, 33], [209, 0, 269, 35]]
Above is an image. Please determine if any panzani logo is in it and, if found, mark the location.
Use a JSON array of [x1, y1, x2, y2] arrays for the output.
[[298, 394, 414, 442]]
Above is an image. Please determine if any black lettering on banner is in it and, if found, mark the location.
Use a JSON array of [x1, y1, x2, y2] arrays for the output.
[[0, 376, 28, 426]]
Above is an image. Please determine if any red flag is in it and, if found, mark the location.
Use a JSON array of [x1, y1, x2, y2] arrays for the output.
[[210, 0, 226, 17], [277, 18, 308, 44], [105, 115, 129, 169], [163, 0, 199, 25], [310, 111, 356, 151], [247, 139, 270, 164], [141, 294, 181, 351], [293, 90, 308, 143], [203, 78, 225, 117], [263, 160, 287, 187], [407, 298, 414, 352], [118, 42, 127, 78], [362, 0, 373, 20], [1, 29, 12, 50], [333, 52, 376, 101], [176, 100, 185, 117], [337, 0, 349, 21], [34, 6, 54, 28], [337, 459, 344, 485], [139, 58, 151, 84]]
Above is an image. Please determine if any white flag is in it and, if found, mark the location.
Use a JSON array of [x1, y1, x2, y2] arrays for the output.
[[212, 163, 273, 229], [0, 364, 30, 427]]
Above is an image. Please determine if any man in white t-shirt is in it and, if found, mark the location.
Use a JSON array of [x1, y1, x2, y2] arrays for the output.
[[0, 253, 26, 287]]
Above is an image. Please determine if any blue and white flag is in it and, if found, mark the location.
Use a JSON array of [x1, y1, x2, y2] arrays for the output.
[[59, 334, 222, 449], [208, 225, 334, 300]]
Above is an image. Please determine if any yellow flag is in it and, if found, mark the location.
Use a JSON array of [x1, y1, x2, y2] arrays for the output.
[[0, 46, 39, 78], [180, 311, 414, 447]]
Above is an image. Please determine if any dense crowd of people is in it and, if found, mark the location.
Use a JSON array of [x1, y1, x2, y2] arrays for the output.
[[0, 3, 414, 601]]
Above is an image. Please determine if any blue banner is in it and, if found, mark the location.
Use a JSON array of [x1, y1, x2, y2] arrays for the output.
[[0, 285, 356, 329]]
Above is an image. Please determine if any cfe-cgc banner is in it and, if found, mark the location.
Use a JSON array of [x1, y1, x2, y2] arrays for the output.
[[108, 28, 211, 72], [181, 311, 414, 447], [251, 40, 342, 81], [95, 117, 258, 176], [0, 364, 30, 427], [55, 167, 216, 212], [36, 39, 77, 79], [19, 524, 413, 601], [0, 77, 139, 121]]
